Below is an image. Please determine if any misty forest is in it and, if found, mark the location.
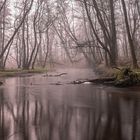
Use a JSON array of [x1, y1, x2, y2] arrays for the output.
[[0, 0, 140, 140]]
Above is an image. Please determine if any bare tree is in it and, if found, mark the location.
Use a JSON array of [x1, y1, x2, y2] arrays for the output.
[[121, 0, 139, 68], [0, 0, 34, 62]]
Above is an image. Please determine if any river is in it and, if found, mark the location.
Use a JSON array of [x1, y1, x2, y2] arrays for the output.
[[0, 68, 140, 140]]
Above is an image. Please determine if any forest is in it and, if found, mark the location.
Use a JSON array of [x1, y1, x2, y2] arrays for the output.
[[0, 0, 140, 140], [0, 0, 139, 70]]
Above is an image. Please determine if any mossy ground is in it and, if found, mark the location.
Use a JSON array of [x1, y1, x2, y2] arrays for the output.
[[114, 68, 139, 86], [97, 64, 140, 77], [97, 65, 140, 87]]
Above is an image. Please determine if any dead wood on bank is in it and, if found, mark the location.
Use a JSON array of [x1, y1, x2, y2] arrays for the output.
[[70, 68, 140, 87], [44, 73, 67, 77]]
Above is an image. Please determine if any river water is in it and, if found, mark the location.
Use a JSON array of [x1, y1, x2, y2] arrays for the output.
[[0, 68, 140, 140]]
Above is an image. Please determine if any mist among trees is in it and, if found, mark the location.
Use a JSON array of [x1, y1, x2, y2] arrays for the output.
[[0, 0, 139, 69]]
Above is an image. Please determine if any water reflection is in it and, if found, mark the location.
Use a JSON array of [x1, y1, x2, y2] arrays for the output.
[[0, 76, 140, 140]]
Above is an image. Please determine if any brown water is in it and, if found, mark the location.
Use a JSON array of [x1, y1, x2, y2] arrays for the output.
[[0, 68, 140, 140]]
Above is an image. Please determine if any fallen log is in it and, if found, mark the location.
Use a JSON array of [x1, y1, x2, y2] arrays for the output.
[[50, 82, 63, 85], [88, 77, 116, 83], [70, 68, 140, 87], [44, 73, 67, 77], [70, 77, 116, 85]]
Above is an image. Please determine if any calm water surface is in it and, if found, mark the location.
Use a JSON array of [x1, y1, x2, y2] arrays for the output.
[[0, 68, 140, 140]]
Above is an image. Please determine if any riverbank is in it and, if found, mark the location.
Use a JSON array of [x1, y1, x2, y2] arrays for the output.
[[97, 64, 140, 77], [0, 68, 47, 77], [96, 65, 116, 77], [96, 65, 140, 87]]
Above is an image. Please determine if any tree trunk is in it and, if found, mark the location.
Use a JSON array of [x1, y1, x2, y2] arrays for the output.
[[109, 0, 118, 67], [121, 0, 139, 68]]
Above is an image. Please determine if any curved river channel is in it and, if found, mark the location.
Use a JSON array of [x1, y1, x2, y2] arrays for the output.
[[0, 68, 140, 140]]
